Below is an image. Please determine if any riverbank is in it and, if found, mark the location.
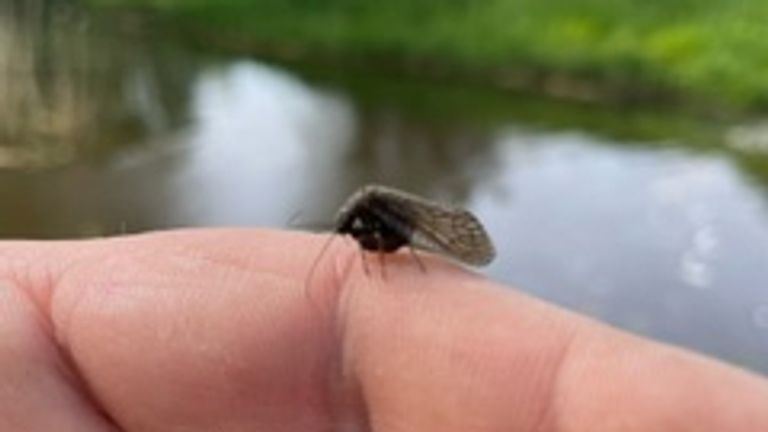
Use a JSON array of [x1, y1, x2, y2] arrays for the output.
[[87, 0, 768, 113]]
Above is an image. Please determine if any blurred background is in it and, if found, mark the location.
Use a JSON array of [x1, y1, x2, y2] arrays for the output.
[[1, 0, 768, 374]]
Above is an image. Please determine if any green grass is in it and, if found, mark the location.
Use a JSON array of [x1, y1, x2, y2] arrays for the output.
[[87, 0, 768, 110]]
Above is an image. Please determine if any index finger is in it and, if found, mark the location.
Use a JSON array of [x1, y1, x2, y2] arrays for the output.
[[4, 229, 768, 432]]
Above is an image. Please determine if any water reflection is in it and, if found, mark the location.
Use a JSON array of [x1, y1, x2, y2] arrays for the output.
[[175, 61, 355, 226], [477, 134, 768, 367], [349, 111, 500, 202], [1, 4, 767, 374], [166, 60, 501, 227], [0, 0, 191, 167]]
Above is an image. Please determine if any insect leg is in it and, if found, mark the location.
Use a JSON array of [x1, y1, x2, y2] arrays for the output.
[[304, 233, 338, 306], [372, 230, 388, 280], [407, 244, 427, 273], [378, 248, 388, 280], [359, 247, 370, 275]]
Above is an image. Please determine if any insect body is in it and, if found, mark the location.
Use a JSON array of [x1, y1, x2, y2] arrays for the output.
[[335, 184, 496, 266]]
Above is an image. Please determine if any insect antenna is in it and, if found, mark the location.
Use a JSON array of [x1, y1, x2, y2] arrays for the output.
[[286, 210, 304, 228], [287, 211, 332, 231]]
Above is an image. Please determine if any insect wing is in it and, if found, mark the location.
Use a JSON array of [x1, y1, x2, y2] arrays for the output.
[[369, 187, 496, 266], [409, 204, 496, 266]]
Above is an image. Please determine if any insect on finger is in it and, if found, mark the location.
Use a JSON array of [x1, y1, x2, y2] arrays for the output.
[[304, 184, 495, 307], [332, 184, 496, 270]]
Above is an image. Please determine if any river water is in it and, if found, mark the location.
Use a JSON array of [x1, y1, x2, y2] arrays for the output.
[[1, 2, 768, 374]]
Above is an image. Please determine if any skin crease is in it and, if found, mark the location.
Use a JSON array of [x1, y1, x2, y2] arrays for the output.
[[0, 229, 765, 431]]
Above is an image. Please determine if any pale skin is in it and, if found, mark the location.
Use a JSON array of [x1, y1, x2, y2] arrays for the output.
[[0, 229, 766, 431]]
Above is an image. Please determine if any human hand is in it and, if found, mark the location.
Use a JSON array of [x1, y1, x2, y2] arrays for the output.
[[1, 229, 766, 431]]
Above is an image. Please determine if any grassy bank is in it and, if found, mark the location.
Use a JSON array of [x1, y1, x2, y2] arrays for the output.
[[87, 0, 768, 111]]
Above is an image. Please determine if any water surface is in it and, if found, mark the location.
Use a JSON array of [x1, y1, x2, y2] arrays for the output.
[[1, 2, 767, 374]]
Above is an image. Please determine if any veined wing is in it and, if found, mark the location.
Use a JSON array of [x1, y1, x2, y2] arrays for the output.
[[367, 185, 496, 266]]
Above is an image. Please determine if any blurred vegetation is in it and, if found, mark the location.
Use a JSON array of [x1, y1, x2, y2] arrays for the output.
[[290, 61, 723, 147], [86, 0, 768, 111]]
